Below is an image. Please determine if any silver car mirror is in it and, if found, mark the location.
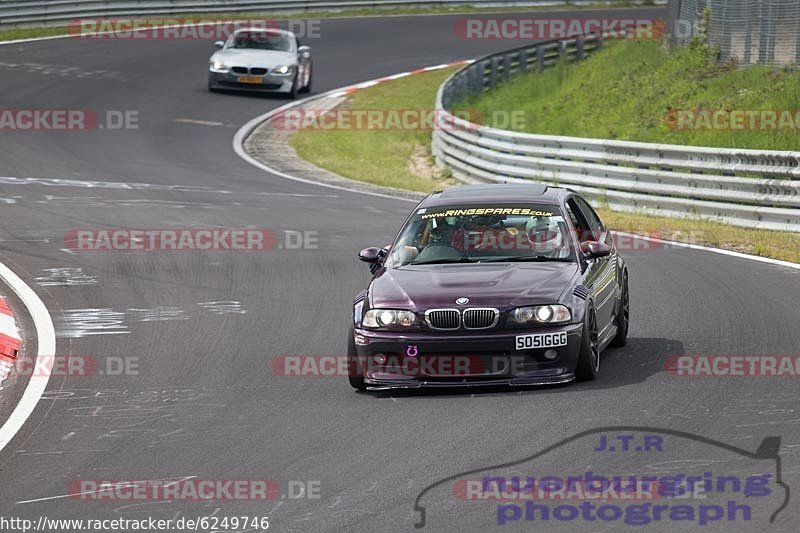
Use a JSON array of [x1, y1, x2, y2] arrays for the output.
[[298, 45, 311, 59], [213, 41, 225, 49]]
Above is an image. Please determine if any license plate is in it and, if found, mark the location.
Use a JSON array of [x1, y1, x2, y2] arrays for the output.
[[515, 332, 568, 350], [238, 76, 263, 84]]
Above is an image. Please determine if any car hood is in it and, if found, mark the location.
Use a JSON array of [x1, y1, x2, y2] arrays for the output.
[[210, 49, 297, 68], [369, 263, 579, 310]]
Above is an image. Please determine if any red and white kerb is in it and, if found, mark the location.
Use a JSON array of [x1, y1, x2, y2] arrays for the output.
[[0, 297, 22, 378]]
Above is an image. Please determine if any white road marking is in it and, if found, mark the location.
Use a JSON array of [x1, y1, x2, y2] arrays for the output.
[[174, 118, 225, 127], [0, 261, 56, 454], [35, 267, 97, 287], [198, 301, 246, 315], [16, 476, 197, 505], [0, 176, 231, 194], [612, 231, 800, 270], [129, 307, 190, 322], [56, 308, 128, 338]]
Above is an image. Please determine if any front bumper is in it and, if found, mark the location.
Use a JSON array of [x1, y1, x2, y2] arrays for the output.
[[352, 324, 583, 389], [208, 71, 293, 93]]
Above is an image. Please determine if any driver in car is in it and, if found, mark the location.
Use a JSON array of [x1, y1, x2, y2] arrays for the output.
[[525, 215, 569, 257]]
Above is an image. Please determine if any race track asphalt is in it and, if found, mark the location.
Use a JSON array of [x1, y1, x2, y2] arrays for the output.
[[1, 7, 799, 532]]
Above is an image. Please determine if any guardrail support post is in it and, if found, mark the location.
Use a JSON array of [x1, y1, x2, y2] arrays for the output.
[[536, 46, 544, 72], [518, 49, 528, 72], [472, 64, 483, 93], [489, 56, 500, 89], [576, 37, 586, 60]]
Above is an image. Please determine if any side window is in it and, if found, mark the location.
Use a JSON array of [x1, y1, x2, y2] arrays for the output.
[[566, 199, 594, 242], [572, 196, 604, 241]]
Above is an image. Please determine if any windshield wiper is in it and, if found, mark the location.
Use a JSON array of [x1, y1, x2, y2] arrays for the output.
[[480, 255, 574, 263], [408, 257, 479, 265]]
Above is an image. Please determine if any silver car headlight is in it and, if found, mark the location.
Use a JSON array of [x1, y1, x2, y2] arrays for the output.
[[510, 305, 571, 325], [273, 65, 293, 75], [362, 309, 417, 329], [210, 61, 229, 73]]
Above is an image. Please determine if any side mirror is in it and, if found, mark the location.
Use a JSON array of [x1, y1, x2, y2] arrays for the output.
[[360, 247, 387, 275], [213, 41, 225, 49], [358, 247, 384, 263], [298, 45, 312, 59], [582, 241, 612, 260]]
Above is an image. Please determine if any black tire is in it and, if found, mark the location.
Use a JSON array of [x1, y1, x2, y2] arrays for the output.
[[347, 327, 366, 390], [575, 305, 600, 382], [610, 271, 629, 347], [208, 78, 218, 93], [287, 75, 299, 99], [299, 64, 312, 94]]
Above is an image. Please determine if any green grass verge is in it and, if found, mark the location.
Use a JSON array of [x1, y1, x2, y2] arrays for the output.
[[291, 67, 461, 193], [288, 61, 800, 263], [0, 2, 656, 43], [453, 39, 800, 151]]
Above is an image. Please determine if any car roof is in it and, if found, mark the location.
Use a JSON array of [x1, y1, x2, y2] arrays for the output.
[[232, 28, 295, 37], [420, 184, 569, 208]]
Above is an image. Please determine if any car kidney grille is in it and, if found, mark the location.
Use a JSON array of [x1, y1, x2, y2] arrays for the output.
[[426, 310, 461, 330], [250, 68, 268, 75], [463, 308, 499, 329], [231, 67, 248, 74]]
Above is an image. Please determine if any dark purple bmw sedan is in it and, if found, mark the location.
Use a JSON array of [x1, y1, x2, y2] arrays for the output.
[[348, 184, 629, 390]]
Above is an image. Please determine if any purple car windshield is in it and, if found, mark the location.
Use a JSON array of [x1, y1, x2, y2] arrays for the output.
[[388, 204, 577, 267]]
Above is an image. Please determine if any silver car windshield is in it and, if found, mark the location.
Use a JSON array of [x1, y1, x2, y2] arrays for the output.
[[231, 32, 294, 52]]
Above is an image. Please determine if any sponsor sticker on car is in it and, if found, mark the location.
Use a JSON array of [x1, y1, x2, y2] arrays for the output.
[[515, 332, 568, 350]]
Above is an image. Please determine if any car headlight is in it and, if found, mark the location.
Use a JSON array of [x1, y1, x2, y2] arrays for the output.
[[362, 309, 417, 329], [210, 61, 229, 73], [511, 305, 571, 325], [273, 65, 293, 75]]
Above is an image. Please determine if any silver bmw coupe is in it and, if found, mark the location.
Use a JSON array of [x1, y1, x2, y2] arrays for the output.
[[208, 28, 312, 98]]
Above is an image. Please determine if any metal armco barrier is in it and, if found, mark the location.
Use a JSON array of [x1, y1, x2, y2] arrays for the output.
[[433, 36, 800, 232], [0, 1, 656, 28]]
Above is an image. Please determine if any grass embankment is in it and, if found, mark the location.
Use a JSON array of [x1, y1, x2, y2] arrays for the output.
[[453, 39, 800, 151], [0, 2, 655, 43], [291, 67, 460, 193], [289, 54, 800, 263]]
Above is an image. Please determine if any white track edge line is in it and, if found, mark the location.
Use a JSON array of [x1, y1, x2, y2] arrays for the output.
[[0, 262, 56, 454], [612, 231, 800, 270]]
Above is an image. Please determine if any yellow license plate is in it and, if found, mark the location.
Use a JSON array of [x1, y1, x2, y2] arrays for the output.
[[238, 76, 263, 84]]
